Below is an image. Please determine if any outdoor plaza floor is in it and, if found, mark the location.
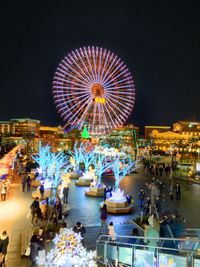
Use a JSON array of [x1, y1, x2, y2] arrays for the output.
[[1, 169, 200, 266]]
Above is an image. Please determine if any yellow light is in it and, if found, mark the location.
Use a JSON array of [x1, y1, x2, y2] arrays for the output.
[[94, 97, 106, 104]]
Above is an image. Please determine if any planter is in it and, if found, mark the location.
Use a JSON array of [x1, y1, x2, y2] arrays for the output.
[[99, 199, 134, 214], [75, 177, 93, 186], [85, 187, 104, 197]]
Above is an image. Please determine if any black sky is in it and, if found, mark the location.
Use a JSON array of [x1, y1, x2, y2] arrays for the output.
[[1, 1, 200, 130]]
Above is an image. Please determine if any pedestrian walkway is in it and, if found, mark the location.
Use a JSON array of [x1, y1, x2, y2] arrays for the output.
[[0, 174, 33, 267]]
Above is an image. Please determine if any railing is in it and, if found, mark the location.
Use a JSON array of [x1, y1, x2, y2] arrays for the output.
[[96, 235, 200, 267]]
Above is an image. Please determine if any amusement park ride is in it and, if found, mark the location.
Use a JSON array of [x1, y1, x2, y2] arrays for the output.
[[50, 46, 137, 213]]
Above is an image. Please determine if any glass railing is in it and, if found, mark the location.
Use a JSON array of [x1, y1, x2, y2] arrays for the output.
[[96, 235, 200, 266]]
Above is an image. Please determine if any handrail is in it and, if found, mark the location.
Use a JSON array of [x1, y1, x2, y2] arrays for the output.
[[96, 234, 200, 267]]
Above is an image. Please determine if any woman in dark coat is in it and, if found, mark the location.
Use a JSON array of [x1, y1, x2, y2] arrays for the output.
[[0, 231, 9, 267]]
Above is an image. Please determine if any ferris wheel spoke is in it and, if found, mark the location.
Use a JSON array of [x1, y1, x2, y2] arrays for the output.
[[103, 104, 117, 129], [103, 67, 130, 88], [92, 46, 98, 81], [61, 94, 92, 119], [104, 76, 132, 88], [106, 94, 133, 113], [100, 104, 110, 130], [108, 96, 132, 115], [105, 83, 134, 90], [54, 90, 90, 97], [97, 47, 103, 83], [54, 92, 91, 108], [54, 76, 90, 89], [55, 66, 90, 87], [99, 49, 110, 82], [59, 60, 92, 87], [84, 47, 96, 81], [53, 82, 90, 92], [68, 52, 93, 84], [77, 98, 94, 129], [101, 54, 118, 83], [92, 102, 97, 127], [68, 52, 94, 84], [105, 103, 122, 127], [57, 94, 91, 114], [77, 48, 96, 83], [105, 99, 124, 124], [66, 97, 93, 124], [105, 98, 129, 120], [102, 59, 124, 85], [59, 62, 91, 87], [105, 91, 134, 105]]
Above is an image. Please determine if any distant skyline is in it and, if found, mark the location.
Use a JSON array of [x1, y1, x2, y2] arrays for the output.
[[1, 1, 200, 129]]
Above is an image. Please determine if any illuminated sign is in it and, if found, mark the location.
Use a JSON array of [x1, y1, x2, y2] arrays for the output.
[[94, 97, 106, 104]]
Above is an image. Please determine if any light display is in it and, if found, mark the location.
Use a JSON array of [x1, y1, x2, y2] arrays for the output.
[[93, 153, 112, 184], [111, 155, 136, 188], [32, 142, 69, 189], [37, 228, 96, 267], [81, 126, 90, 139], [52, 46, 135, 134]]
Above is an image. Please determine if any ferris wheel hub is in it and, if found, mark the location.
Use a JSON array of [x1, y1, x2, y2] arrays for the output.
[[91, 83, 104, 97]]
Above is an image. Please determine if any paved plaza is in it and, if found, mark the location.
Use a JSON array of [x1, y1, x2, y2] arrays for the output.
[[1, 169, 200, 266]]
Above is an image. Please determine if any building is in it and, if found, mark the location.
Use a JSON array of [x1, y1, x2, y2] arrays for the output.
[[145, 121, 200, 158], [0, 121, 11, 134], [145, 126, 171, 139], [10, 118, 40, 137]]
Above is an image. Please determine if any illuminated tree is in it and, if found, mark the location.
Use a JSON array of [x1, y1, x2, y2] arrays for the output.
[[111, 155, 137, 188], [93, 154, 112, 184]]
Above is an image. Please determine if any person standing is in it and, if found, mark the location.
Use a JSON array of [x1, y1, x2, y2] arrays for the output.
[[1, 184, 7, 201], [63, 186, 69, 204], [99, 204, 107, 234], [0, 231, 9, 267], [39, 184, 44, 199], [29, 231, 43, 267], [73, 222, 86, 245], [168, 185, 174, 201], [108, 222, 117, 241], [30, 197, 40, 225], [175, 183, 181, 200]]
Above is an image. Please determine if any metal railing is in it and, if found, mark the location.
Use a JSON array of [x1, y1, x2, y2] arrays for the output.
[[96, 235, 200, 267]]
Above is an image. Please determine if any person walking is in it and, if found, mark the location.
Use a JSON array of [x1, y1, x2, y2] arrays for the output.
[[108, 222, 117, 241], [26, 174, 31, 192], [0, 231, 9, 267], [175, 183, 181, 200], [22, 175, 27, 192]]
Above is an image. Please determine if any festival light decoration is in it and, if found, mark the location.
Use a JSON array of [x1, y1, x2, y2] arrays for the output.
[[37, 228, 96, 267], [52, 46, 135, 135]]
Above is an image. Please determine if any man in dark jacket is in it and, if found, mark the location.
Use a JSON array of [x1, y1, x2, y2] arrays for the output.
[[73, 222, 86, 245]]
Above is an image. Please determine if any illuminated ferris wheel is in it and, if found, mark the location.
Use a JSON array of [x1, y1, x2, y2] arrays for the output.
[[52, 46, 135, 134]]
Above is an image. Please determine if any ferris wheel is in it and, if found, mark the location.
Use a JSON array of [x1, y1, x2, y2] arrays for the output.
[[52, 46, 135, 134]]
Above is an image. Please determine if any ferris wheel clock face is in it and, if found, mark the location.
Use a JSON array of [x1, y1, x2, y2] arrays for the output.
[[52, 46, 135, 135]]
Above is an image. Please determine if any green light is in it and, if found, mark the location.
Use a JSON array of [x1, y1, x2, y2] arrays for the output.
[[81, 126, 90, 139]]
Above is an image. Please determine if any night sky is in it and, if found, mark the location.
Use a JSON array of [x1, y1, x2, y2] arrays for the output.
[[1, 1, 200, 131]]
